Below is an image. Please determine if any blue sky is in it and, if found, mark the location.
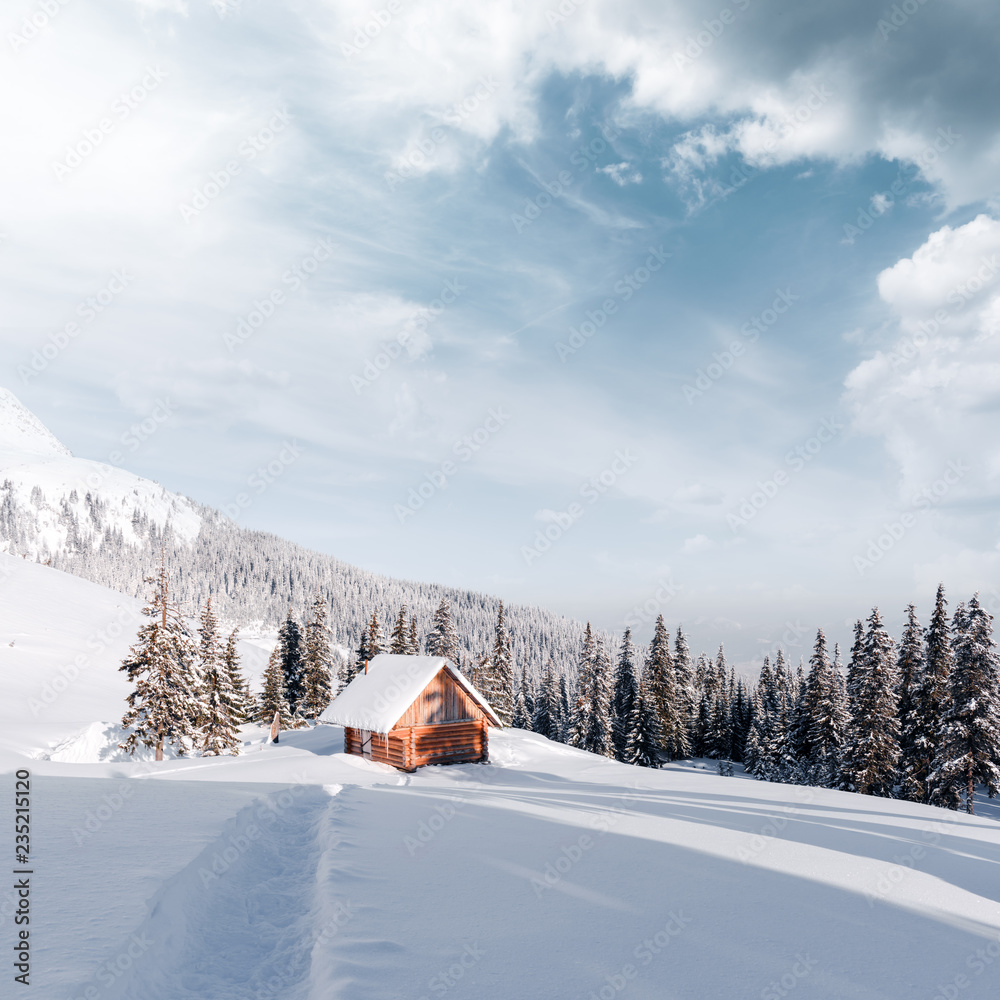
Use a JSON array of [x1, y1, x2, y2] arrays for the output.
[[4, 0, 1000, 667]]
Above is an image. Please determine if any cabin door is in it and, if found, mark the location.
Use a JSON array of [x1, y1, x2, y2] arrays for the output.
[[360, 730, 372, 760]]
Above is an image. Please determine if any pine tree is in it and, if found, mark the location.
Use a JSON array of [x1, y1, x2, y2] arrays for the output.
[[512, 665, 533, 729], [584, 636, 614, 757], [223, 628, 254, 723], [625, 673, 665, 768], [277, 609, 304, 716], [569, 624, 596, 749], [843, 608, 900, 797], [425, 598, 460, 662], [407, 615, 419, 655], [557, 674, 571, 742], [301, 593, 334, 720], [908, 585, 953, 802], [390, 605, 410, 654], [928, 595, 1000, 813], [532, 658, 560, 741], [800, 630, 848, 786], [367, 611, 384, 658], [611, 629, 640, 762], [646, 616, 688, 759], [119, 561, 202, 760], [258, 646, 291, 730], [487, 602, 514, 726], [674, 626, 697, 748], [197, 599, 242, 756], [896, 603, 927, 800]]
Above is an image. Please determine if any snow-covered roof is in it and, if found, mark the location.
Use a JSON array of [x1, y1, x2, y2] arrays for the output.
[[320, 654, 501, 733]]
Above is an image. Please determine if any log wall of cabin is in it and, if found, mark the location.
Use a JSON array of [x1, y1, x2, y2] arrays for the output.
[[392, 668, 487, 729], [344, 720, 488, 771]]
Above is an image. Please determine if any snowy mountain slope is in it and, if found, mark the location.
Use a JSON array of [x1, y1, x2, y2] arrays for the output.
[[0, 553, 269, 761], [0, 389, 201, 561], [0, 388, 592, 675], [0, 388, 72, 461], [9, 729, 1000, 1000], [0, 553, 999, 999]]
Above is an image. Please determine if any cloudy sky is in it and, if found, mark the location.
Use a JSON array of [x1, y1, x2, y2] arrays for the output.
[[4, 0, 1000, 666]]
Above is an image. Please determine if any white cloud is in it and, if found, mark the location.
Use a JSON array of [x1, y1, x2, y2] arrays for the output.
[[844, 214, 1000, 503]]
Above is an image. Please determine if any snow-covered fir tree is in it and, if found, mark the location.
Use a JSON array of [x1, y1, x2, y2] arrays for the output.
[[673, 626, 697, 748], [407, 615, 420, 655], [624, 672, 665, 769], [531, 658, 561, 741], [223, 628, 254, 723], [908, 584, 954, 803], [646, 616, 688, 760], [258, 646, 291, 730], [486, 602, 514, 726], [512, 665, 533, 730], [390, 605, 410, 654], [277, 609, 305, 716], [301, 593, 334, 720], [843, 608, 900, 797], [425, 598, 460, 662], [611, 628, 640, 762], [928, 594, 1000, 813], [569, 624, 597, 750], [800, 629, 849, 785], [196, 598, 242, 756], [119, 561, 203, 760], [584, 635, 614, 757], [896, 603, 927, 800]]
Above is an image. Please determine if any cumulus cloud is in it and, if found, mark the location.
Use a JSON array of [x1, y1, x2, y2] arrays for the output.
[[844, 214, 1000, 502]]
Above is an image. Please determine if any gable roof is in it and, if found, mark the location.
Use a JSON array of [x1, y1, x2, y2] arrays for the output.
[[320, 654, 502, 733]]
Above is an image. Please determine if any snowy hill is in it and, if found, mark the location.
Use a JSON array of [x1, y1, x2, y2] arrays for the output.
[[1, 551, 999, 998], [0, 388, 590, 674], [0, 389, 201, 562]]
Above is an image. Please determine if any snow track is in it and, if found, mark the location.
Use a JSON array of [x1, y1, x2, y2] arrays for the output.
[[92, 785, 344, 1000]]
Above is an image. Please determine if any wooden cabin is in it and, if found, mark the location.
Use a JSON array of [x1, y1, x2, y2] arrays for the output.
[[320, 654, 502, 771]]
